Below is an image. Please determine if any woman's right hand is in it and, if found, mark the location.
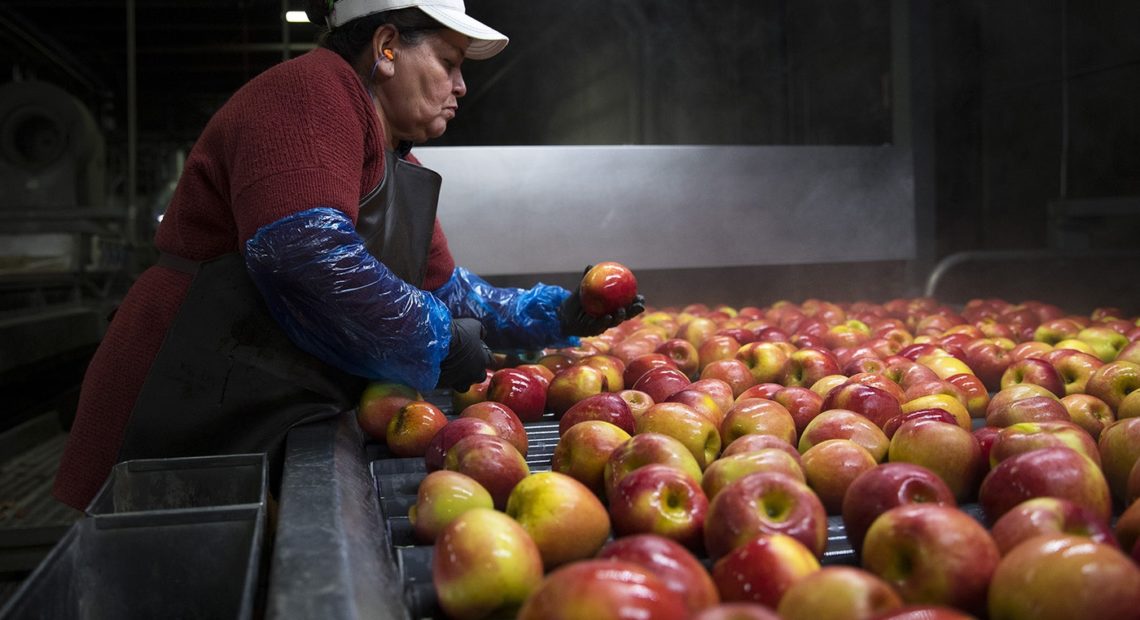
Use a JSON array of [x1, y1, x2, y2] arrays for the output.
[[437, 318, 493, 391]]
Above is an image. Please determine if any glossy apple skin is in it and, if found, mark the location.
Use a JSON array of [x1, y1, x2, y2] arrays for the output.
[[505, 471, 610, 569], [551, 420, 631, 495], [720, 398, 797, 448], [703, 472, 828, 560], [986, 388, 1070, 427], [867, 605, 981, 620], [735, 341, 793, 385], [987, 534, 1140, 620], [1086, 360, 1140, 413], [487, 367, 548, 422], [458, 400, 528, 457], [691, 603, 783, 620], [385, 400, 448, 458], [633, 365, 693, 404], [579, 261, 638, 317], [781, 347, 841, 388], [988, 420, 1100, 468], [604, 432, 704, 498], [450, 370, 492, 413], [636, 402, 722, 469], [944, 372, 991, 419], [701, 448, 806, 499], [623, 353, 679, 389], [432, 507, 544, 620], [841, 462, 957, 557], [443, 433, 530, 510], [547, 364, 608, 417], [888, 418, 983, 503], [710, 533, 821, 608], [979, 446, 1113, 524], [1097, 417, 1140, 505], [357, 381, 420, 441], [962, 339, 1013, 391], [422, 417, 498, 472], [861, 504, 999, 615], [822, 383, 903, 430], [1077, 325, 1130, 362], [1061, 393, 1116, 439], [597, 534, 720, 615], [408, 470, 494, 544], [656, 338, 701, 378], [801, 439, 879, 514], [799, 408, 890, 462], [559, 392, 635, 435], [668, 388, 728, 427], [1116, 497, 1140, 555], [687, 378, 737, 417], [721, 433, 803, 465], [1045, 349, 1104, 395], [608, 463, 709, 550], [1000, 357, 1066, 397], [776, 566, 904, 620], [700, 359, 760, 399], [517, 559, 688, 620], [989, 496, 1117, 555]]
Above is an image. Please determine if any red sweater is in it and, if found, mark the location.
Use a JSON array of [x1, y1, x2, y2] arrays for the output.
[[54, 48, 455, 509]]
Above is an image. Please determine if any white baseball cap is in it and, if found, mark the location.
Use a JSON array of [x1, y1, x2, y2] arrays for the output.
[[327, 0, 509, 60]]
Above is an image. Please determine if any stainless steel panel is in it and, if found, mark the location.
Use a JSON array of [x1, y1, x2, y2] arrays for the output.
[[416, 145, 915, 275]]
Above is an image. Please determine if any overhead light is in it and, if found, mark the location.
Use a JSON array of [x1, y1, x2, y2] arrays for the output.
[[285, 11, 311, 23]]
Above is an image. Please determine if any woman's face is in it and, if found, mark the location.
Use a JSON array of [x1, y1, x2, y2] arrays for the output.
[[376, 29, 470, 145]]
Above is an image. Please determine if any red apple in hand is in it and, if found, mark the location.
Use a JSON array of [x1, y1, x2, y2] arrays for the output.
[[578, 261, 638, 317], [505, 471, 611, 569], [710, 533, 821, 608], [989, 496, 1117, 555], [597, 534, 720, 615], [703, 472, 828, 560], [841, 462, 956, 557]]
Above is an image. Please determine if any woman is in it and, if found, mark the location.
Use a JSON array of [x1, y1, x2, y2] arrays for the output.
[[53, 0, 643, 510]]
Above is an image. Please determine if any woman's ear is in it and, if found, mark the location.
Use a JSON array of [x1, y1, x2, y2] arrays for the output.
[[370, 24, 400, 77]]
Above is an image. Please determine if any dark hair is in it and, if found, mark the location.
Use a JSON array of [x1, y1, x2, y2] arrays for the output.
[[304, 2, 444, 65]]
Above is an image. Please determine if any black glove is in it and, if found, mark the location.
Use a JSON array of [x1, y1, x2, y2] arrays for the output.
[[437, 318, 494, 392], [559, 266, 646, 338]]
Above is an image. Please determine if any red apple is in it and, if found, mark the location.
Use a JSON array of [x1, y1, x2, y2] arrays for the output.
[[860, 504, 999, 615], [518, 559, 688, 620], [690, 603, 782, 620], [515, 363, 555, 387], [703, 472, 828, 560], [710, 533, 821, 608], [607, 463, 709, 550], [719, 398, 797, 448], [776, 566, 904, 620], [604, 432, 704, 498], [987, 393, 1069, 428], [721, 433, 803, 464], [701, 448, 806, 500], [385, 400, 447, 458], [979, 446, 1113, 524], [1045, 349, 1104, 395], [408, 470, 494, 543], [579, 261, 638, 317], [450, 370, 492, 413], [736, 382, 783, 402], [1001, 357, 1066, 397], [596, 534, 720, 615], [973, 424, 1001, 464], [444, 433, 530, 510], [847, 372, 908, 405], [989, 496, 1117, 555], [547, 364, 608, 416], [488, 367, 548, 422], [636, 402, 722, 469], [667, 388, 728, 427], [580, 354, 626, 392], [505, 471, 611, 569], [656, 338, 701, 378], [700, 358, 759, 399], [1060, 393, 1115, 439], [841, 462, 956, 557], [559, 392, 635, 435], [699, 334, 743, 372], [356, 381, 420, 442], [770, 385, 825, 436], [633, 365, 692, 403], [551, 420, 631, 495], [988, 420, 1101, 468], [780, 347, 841, 388], [961, 338, 1013, 391], [888, 418, 983, 502], [687, 378, 737, 419], [618, 388, 654, 419], [900, 393, 971, 431], [1098, 417, 1140, 505], [822, 383, 903, 430], [458, 400, 528, 457], [800, 439, 879, 514], [881, 407, 961, 440], [943, 372, 990, 419], [1116, 497, 1140, 556], [623, 353, 678, 388], [798, 408, 890, 462], [735, 341, 793, 385], [423, 416, 498, 471], [1086, 360, 1140, 414]]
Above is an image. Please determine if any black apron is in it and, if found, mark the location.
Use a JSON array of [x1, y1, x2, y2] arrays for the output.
[[116, 151, 442, 465]]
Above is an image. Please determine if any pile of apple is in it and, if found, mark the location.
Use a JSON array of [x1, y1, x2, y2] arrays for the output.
[[358, 293, 1140, 620]]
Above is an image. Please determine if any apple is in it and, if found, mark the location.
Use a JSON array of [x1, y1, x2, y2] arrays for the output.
[[515, 363, 555, 387], [1077, 325, 1130, 362], [988, 420, 1101, 468], [636, 402, 722, 469], [432, 507, 543, 619], [596, 534, 720, 615], [450, 370, 492, 413], [979, 446, 1113, 524], [687, 378, 737, 418], [987, 535, 1140, 620], [458, 400, 528, 457], [632, 365, 692, 404], [580, 354, 626, 392], [607, 463, 709, 550], [989, 496, 1117, 555], [770, 385, 825, 436], [1060, 393, 1115, 439], [578, 261, 638, 317], [776, 566, 904, 620], [699, 359, 759, 399], [1086, 360, 1140, 414], [719, 397, 797, 448], [1116, 497, 1140, 556], [1117, 339, 1140, 365], [918, 354, 975, 381], [888, 418, 983, 502], [699, 334, 743, 372], [656, 338, 701, 378], [1034, 317, 1084, 344], [961, 338, 1013, 391], [780, 347, 841, 388], [735, 341, 792, 385], [847, 372, 907, 405], [690, 603, 782, 620], [547, 364, 608, 416], [604, 431, 704, 498], [505, 471, 610, 569], [973, 424, 1001, 464], [488, 367, 548, 422], [537, 351, 575, 375], [679, 316, 720, 348], [843, 355, 887, 376], [1045, 349, 1104, 395], [798, 408, 890, 462], [882, 407, 961, 440], [408, 470, 495, 543], [822, 383, 903, 430], [423, 416, 498, 472], [736, 382, 783, 402], [710, 533, 821, 608], [1000, 357, 1066, 397], [800, 439, 879, 514], [356, 381, 420, 442], [1129, 458, 1140, 504], [384, 400, 448, 458], [668, 388, 728, 427], [623, 353, 678, 388], [559, 392, 635, 435], [1098, 417, 1140, 505], [617, 388, 654, 419], [721, 433, 803, 464], [809, 374, 850, 399], [444, 433, 530, 510], [1007, 340, 1054, 361], [824, 319, 873, 350], [551, 420, 631, 495], [900, 393, 971, 431], [841, 462, 956, 557], [987, 394, 1069, 428], [701, 448, 806, 499], [881, 357, 941, 391], [703, 472, 828, 560], [860, 504, 999, 615], [518, 559, 688, 620]]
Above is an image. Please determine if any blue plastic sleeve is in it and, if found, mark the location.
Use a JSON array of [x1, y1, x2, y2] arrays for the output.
[[431, 266, 577, 351], [244, 207, 452, 392]]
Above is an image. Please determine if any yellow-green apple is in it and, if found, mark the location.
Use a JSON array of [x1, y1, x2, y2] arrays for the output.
[[888, 417, 983, 502], [1098, 417, 1140, 504], [780, 347, 841, 388], [667, 388, 727, 427], [551, 420, 631, 495], [604, 432, 704, 498], [1052, 337, 1099, 355], [989, 496, 1117, 555], [776, 566, 903, 620], [547, 364, 608, 416], [607, 463, 709, 549], [505, 471, 610, 569], [719, 398, 797, 447], [810, 374, 850, 399], [1043, 348, 1104, 395], [1086, 360, 1140, 415], [488, 367, 548, 422], [823, 383, 904, 430], [769, 385, 825, 436], [687, 378, 737, 418], [640, 310, 680, 337], [450, 370, 491, 415], [703, 472, 828, 560], [580, 354, 626, 392], [800, 439, 879, 514], [1034, 317, 1084, 344], [423, 417, 498, 471], [622, 353, 677, 388], [1077, 325, 1130, 362], [409, 469, 494, 544], [721, 433, 803, 464], [1120, 389, 1140, 419], [559, 392, 635, 435], [678, 316, 719, 348], [988, 420, 1100, 468], [384, 400, 447, 458], [841, 462, 956, 557], [578, 261, 638, 317], [458, 400, 528, 457], [699, 359, 759, 399], [860, 504, 999, 615], [690, 603, 782, 620], [517, 559, 688, 620], [1000, 357, 1066, 397], [901, 379, 967, 411], [356, 381, 420, 442], [987, 393, 1069, 428], [987, 534, 1140, 620], [701, 448, 806, 499], [596, 534, 720, 616], [636, 402, 721, 469], [432, 507, 543, 619], [798, 408, 890, 462], [444, 433, 530, 509], [1060, 393, 1115, 439], [617, 389, 654, 419], [698, 334, 743, 372], [917, 354, 976, 381], [962, 339, 1013, 391], [979, 446, 1113, 524], [735, 341, 792, 385], [710, 532, 821, 608], [656, 338, 700, 378], [632, 365, 692, 404]]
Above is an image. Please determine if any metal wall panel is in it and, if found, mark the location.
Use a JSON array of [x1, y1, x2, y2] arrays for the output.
[[416, 145, 915, 275]]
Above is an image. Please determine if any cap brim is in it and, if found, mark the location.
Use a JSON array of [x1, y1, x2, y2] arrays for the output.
[[417, 5, 508, 60]]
